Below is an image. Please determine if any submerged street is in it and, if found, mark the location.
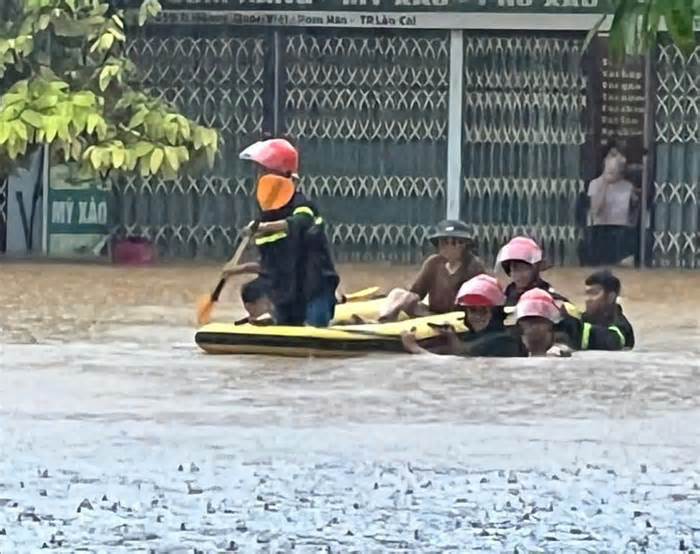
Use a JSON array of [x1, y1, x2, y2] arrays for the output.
[[1, 262, 699, 552]]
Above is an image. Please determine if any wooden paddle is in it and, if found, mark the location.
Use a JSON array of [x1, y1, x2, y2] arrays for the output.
[[196, 221, 259, 326]]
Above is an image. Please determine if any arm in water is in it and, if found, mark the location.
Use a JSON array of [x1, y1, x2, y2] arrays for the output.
[[401, 325, 467, 356]]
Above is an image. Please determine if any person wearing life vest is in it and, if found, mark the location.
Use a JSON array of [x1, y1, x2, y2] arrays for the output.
[[580, 270, 634, 349], [401, 274, 525, 357], [496, 236, 569, 307], [515, 289, 574, 357], [224, 138, 339, 327], [551, 269, 634, 351]]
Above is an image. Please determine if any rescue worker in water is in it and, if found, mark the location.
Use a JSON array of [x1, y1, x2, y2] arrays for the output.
[[401, 275, 572, 358], [222, 138, 339, 327]]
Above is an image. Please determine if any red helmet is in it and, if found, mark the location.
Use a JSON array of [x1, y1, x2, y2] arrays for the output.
[[455, 274, 505, 307], [239, 138, 299, 176], [496, 236, 543, 273], [515, 288, 561, 324]]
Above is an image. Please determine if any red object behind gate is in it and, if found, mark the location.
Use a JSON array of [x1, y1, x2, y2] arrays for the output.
[[112, 237, 156, 265]]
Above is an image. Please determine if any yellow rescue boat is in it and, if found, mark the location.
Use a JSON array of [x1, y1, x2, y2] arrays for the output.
[[195, 301, 466, 357]]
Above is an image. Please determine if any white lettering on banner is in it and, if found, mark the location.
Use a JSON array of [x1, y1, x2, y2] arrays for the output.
[[480, 0, 533, 7], [97, 202, 108, 224], [343, 0, 380, 5], [478, 0, 599, 5], [237, 0, 312, 5], [51, 200, 74, 224], [155, 9, 614, 30], [543, 0, 599, 5], [78, 198, 108, 225], [326, 14, 348, 23], [395, 0, 448, 6]]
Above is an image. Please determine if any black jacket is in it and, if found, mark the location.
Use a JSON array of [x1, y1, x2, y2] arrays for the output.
[[581, 304, 635, 350], [556, 304, 635, 351], [504, 278, 569, 307], [256, 191, 338, 309], [460, 310, 528, 357]]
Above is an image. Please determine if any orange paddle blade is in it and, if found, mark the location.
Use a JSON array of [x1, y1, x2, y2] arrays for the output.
[[196, 294, 215, 326]]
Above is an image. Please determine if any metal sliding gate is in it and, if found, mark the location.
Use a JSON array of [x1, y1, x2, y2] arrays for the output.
[[119, 25, 591, 264]]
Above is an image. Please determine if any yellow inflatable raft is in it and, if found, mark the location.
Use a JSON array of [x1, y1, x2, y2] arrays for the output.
[[195, 308, 467, 357], [194, 285, 583, 357]]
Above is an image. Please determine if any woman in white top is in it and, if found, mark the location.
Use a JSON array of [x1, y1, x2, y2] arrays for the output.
[[586, 143, 639, 265]]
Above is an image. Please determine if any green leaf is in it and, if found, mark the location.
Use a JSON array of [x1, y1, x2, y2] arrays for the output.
[[57, 118, 72, 142], [45, 117, 59, 142], [14, 120, 28, 141], [132, 141, 154, 157], [150, 147, 164, 174], [176, 146, 190, 163], [165, 122, 178, 145], [47, 80, 69, 92], [112, 146, 125, 169], [108, 27, 126, 43], [87, 113, 101, 134], [20, 109, 43, 128], [662, 0, 696, 56], [0, 122, 9, 145], [128, 110, 146, 129], [164, 146, 180, 172], [139, 154, 150, 177], [124, 151, 137, 171], [99, 66, 114, 92], [3, 93, 26, 106], [100, 33, 115, 52], [90, 147, 103, 170], [607, 0, 638, 60], [72, 92, 95, 108], [33, 94, 58, 110]]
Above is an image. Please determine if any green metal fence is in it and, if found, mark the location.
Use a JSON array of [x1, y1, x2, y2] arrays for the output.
[[118, 26, 266, 258], [461, 34, 589, 266], [118, 26, 594, 264], [652, 42, 700, 268], [283, 29, 449, 263]]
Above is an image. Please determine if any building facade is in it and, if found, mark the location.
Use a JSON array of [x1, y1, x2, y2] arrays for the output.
[[79, 2, 700, 267]]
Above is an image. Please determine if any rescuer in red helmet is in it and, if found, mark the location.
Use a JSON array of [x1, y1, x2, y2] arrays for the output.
[[223, 138, 339, 327]]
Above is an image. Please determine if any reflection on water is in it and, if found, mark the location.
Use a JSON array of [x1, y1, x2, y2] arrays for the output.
[[1, 261, 699, 551]]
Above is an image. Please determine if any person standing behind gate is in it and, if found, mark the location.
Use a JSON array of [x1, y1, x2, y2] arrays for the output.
[[223, 138, 340, 327], [586, 142, 640, 265]]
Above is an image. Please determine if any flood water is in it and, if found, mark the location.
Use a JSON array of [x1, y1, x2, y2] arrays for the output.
[[1, 261, 699, 552]]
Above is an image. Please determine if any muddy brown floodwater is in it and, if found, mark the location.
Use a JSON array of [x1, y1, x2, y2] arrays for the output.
[[1, 261, 700, 552]]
